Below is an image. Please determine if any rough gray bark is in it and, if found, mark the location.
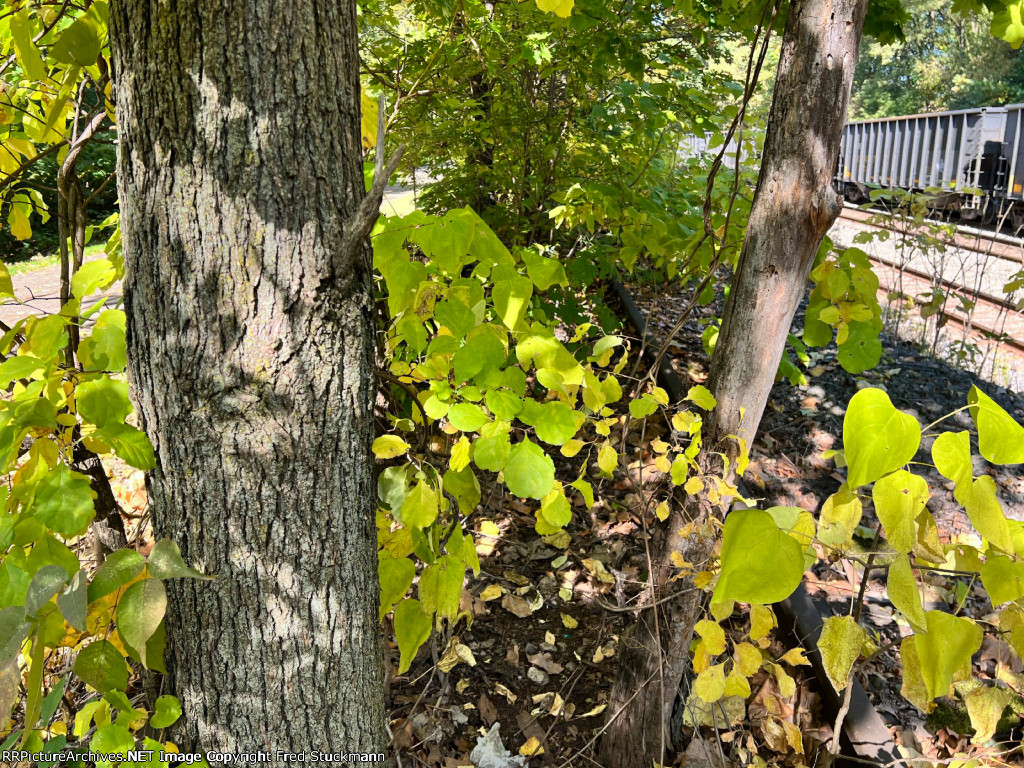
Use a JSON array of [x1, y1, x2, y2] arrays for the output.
[[109, 0, 386, 754], [601, 0, 868, 765]]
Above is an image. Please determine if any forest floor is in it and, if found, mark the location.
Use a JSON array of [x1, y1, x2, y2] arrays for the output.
[[16, 196, 1021, 765], [382, 279, 1023, 767]]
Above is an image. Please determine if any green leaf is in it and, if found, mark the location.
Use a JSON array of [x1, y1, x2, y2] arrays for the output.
[[448, 403, 490, 432], [932, 430, 972, 500], [39, 676, 66, 731], [980, 554, 1024, 606], [485, 389, 522, 422], [25, 315, 69, 361], [532, 402, 581, 446], [629, 395, 658, 419], [686, 385, 717, 411], [409, 208, 477, 274], [712, 509, 804, 605], [88, 549, 145, 603], [968, 386, 1024, 465], [95, 423, 156, 471], [34, 464, 95, 538], [147, 539, 211, 581], [57, 571, 88, 631], [418, 555, 464, 620], [872, 470, 928, 554], [0, 355, 46, 387], [570, 477, 594, 508], [379, 556, 415, 620], [843, 388, 920, 488], [90, 723, 135, 758], [77, 377, 133, 429], [914, 610, 983, 699], [539, 487, 571, 529], [521, 249, 568, 290], [399, 480, 439, 529], [25, 565, 68, 615], [993, 0, 1024, 48], [503, 439, 555, 499], [443, 466, 480, 515], [962, 476, 1014, 554], [77, 310, 127, 372], [70, 259, 116, 298], [74, 640, 129, 693], [818, 615, 871, 692], [10, 9, 46, 82], [836, 321, 883, 374], [0, 263, 14, 299], [887, 554, 926, 630], [0, 606, 30, 664], [474, 429, 511, 472], [115, 579, 167, 668], [434, 299, 477, 339], [121, 619, 166, 675], [394, 598, 432, 674], [492, 273, 533, 331], [149, 695, 182, 730], [378, 465, 411, 512]]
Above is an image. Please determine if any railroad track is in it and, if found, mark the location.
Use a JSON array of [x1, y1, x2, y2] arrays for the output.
[[833, 206, 1024, 356]]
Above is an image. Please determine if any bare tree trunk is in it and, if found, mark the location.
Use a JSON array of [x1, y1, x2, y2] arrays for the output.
[[601, 0, 867, 764], [110, 0, 386, 753]]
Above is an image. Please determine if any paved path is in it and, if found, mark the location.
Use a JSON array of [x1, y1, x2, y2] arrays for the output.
[[0, 257, 121, 327]]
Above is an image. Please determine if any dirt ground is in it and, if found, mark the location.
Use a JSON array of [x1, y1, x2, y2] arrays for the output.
[[383, 280, 1022, 766]]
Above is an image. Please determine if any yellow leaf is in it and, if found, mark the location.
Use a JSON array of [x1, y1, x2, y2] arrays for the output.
[[560, 612, 578, 629], [361, 89, 378, 151], [480, 584, 504, 602], [476, 521, 501, 557], [372, 435, 409, 459], [519, 737, 544, 757], [724, 668, 751, 697], [818, 615, 870, 692], [560, 439, 584, 457], [693, 570, 715, 590], [692, 640, 712, 674], [749, 604, 776, 643], [655, 501, 670, 522], [694, 619, 726, 655], [964, 685, 1011, 743], [669, 551, 692, 571], [494, 683, 517, 703], [535, 0, 574, 18], [781, 718, 804, 754], [684, 476, 704, 495], [582, 558, 615, 585], [450, 436, 472, 471], [769, 662, 796, 698], [8, 204, 31, 240], [779, 647, 811, 666], [597, 443, 617, 474], [694, 663, 726, 703]]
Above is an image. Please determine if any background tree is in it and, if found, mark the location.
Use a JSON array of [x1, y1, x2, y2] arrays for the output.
[[852, 0, 1024, 117], [108, 0, 388, 750]]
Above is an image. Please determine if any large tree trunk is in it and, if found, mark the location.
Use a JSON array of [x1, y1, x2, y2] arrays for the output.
[[601, 0, 867, 765], [109, 0, 386, 753]]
